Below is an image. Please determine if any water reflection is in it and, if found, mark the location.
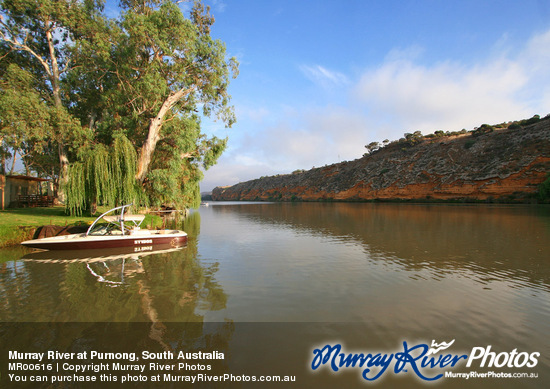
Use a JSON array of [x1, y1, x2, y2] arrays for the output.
[[1, 212, 235, 387], [197, 202, 550, 383], [1, 213, 228, 323], [209, 203, 550, 290]]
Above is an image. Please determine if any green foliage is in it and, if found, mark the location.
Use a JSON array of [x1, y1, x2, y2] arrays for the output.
[[464, 139, 476, 149], [1, 0, 237, 210], [64, 134, 146, 215], [404, 130, 423, 146], [365, 141, 380, 154], [140, 115, 227, 209], [0, 0, 104, 177], [472, 124, 494, 137], [0, 64, 52, 173], [520, 114, 541, 127], [538, 174, 550, 202]]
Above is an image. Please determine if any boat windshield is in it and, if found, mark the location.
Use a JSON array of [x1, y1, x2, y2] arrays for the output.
[[86, 204, 144, 236]]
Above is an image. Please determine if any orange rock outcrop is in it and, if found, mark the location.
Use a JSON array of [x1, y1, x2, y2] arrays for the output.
[[213, 118, 550, 202]]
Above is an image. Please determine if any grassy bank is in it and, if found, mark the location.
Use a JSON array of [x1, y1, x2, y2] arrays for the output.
[[0, 206, 163, 248], [0, 206, 95, 248]]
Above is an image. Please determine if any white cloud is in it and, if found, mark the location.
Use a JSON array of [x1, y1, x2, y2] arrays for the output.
[[201, 104, 375, 191], [356, 58, 529, 133], [299, 64, 349, 88], [201, 156, 278, 191], [354, 29, 550, 134], [211, 0, 227, 13], [233, 107, 371, 170], [236, 105, 270, 122]]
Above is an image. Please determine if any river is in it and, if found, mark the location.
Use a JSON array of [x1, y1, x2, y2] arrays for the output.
[[0, 202, 549, 388]]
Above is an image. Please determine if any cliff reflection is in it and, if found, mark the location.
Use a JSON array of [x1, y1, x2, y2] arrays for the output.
[[210, 203, 550, 288]]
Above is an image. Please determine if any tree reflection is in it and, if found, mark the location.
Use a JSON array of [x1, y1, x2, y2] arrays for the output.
[[0, 211, 232, 378]]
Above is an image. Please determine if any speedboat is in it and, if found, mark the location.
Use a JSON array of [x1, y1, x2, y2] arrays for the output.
[[21, 204, 188, 250]]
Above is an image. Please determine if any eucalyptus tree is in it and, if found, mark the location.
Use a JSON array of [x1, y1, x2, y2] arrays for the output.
[[0, 64, 55, 176], [108, 0, 238, 208], [1, 0, 238, 214], [0, 0, 106, 194], [67, 0, 238, 212]]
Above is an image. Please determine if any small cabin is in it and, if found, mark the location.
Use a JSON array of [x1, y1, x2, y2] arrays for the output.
[[0, 174, 54, 209]]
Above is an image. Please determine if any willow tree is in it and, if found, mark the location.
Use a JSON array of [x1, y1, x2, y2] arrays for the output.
[[64, 133, 146, 215]]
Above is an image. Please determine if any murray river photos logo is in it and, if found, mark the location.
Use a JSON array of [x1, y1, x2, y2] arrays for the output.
[[311, 340, 540, 382]]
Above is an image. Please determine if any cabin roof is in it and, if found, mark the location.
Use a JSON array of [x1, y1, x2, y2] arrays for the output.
[[4, 174, 50, 182]]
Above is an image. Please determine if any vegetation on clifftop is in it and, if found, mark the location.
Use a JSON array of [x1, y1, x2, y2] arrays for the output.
[[213, 114, 550, 203], [363, 114, 547, 156]]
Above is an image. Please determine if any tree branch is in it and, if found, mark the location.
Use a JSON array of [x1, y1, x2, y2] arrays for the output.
[[0, 22, 53, 78], [135, 86, 195, 182]]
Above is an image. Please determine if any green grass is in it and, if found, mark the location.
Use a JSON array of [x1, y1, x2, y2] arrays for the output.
[[0, 206, 163, 248], [0, 206, 92, 248], [1, 206, 96, 228]]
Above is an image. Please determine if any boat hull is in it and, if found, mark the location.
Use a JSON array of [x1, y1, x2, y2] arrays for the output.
[[21, 230, 188, 251]]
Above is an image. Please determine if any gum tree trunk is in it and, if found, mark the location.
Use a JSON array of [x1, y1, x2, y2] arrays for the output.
[[136, 87, 193, 183]]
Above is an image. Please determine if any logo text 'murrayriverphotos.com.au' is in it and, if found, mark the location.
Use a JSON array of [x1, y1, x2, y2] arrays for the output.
[[310, 340, 539, 382]]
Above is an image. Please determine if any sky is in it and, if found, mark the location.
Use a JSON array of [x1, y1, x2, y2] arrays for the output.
[[106, 0, 550, 192]]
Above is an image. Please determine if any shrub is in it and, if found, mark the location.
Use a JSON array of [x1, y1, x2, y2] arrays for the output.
[[520, 114, 541, 126], [404, 131, 424, 146], [538, 174, 550, 202], [472, 124, 494, 137], [464, 139, 476, 149], [365, 141, 381, 154]]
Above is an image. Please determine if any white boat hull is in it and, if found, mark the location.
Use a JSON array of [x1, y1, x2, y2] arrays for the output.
[[21, 230, 188, 250]]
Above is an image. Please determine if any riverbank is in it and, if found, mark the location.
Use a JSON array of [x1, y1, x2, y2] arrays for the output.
[[0, 207, 95, 248]]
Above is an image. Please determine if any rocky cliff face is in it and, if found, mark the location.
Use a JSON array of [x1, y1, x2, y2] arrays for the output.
[[212, 117, 550, 202]]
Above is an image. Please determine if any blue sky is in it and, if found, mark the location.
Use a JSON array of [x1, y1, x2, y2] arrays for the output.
[[106, 0, 550, 191]]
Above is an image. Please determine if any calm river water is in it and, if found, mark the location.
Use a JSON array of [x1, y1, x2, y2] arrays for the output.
[[0, 202, 549, 388]]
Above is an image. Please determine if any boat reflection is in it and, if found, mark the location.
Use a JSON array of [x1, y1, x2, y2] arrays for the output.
[[21, 244, 186, 263], [21, 245, 188, 288]]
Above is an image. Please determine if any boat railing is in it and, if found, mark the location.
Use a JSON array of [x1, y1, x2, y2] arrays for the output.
[[86, 204, 137, 236]]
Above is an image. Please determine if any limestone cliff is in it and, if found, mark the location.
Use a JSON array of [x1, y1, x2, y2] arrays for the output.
[[212, 117, 550, 202]]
